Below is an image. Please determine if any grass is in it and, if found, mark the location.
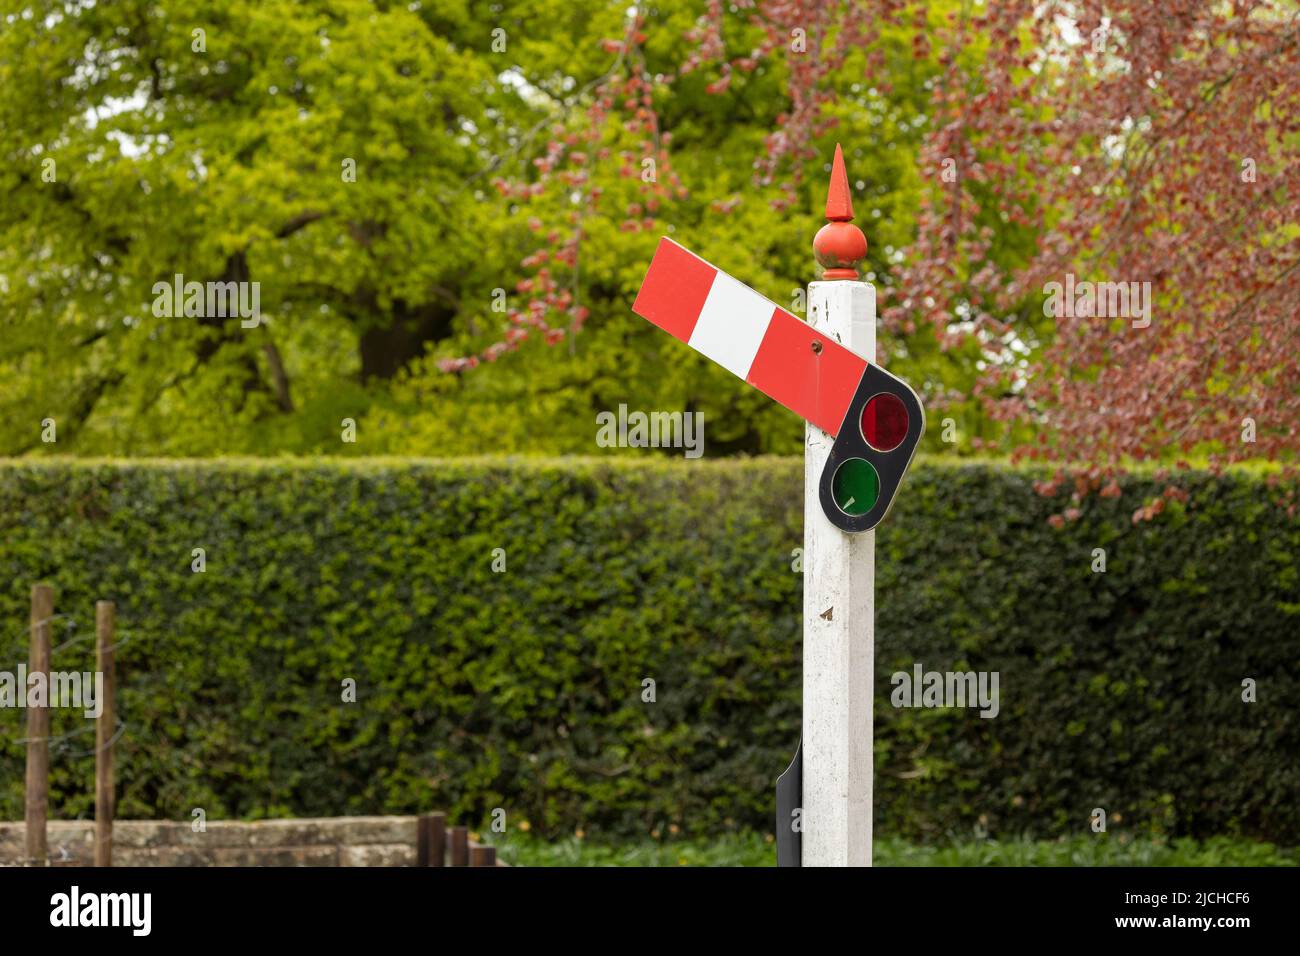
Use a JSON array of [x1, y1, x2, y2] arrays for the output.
[[489, 832, 1300, 867]]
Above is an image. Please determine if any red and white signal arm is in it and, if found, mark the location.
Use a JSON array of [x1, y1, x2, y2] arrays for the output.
[[633, 237, 923, 533]]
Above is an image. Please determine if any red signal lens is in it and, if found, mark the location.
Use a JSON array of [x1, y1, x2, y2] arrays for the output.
[[860, 393, 909, 452]]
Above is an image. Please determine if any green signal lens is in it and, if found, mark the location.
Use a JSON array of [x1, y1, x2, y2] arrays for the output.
[[831, 458, 880, 516]]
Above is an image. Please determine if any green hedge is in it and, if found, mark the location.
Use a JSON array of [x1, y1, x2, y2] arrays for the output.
[[0, 457, 1296, 843]]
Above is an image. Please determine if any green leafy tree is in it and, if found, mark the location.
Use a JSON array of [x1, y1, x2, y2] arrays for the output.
[[0, 0, 996, 457]]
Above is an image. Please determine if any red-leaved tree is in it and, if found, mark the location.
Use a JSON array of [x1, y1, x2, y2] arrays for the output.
[[450, 0, 1300, 519]]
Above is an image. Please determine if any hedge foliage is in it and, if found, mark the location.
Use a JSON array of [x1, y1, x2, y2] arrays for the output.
[[0, 458, 1296, 843]]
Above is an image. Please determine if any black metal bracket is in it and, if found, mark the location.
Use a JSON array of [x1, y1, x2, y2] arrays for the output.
[[775, 737, 802, 867]]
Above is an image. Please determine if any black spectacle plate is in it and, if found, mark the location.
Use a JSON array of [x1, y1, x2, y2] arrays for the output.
[[817, 363, 925, 533]]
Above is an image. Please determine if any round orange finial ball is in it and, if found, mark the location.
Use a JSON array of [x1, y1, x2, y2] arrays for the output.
[[813, 143, 867, 280]]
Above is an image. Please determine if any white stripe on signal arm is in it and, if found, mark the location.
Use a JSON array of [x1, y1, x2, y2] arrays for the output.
[[687, 271, 778, 379]]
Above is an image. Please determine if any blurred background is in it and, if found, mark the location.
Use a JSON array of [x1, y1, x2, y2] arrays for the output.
[[0, 0, 1297, 866]]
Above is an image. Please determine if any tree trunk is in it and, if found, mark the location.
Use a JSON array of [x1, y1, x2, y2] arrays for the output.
[[359, 300, 456, 380]]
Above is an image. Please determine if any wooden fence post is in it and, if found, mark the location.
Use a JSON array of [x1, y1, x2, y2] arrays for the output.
[[95, 601, 116, 867], [427, 812, 446, 867], [469, 844, 496, 867], [449, 826, 468, 866], [416, 814, 430, 865], [25, 584, 53, 867]]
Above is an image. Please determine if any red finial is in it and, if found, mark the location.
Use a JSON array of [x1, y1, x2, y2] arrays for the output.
[[813, 143, 867, 280]]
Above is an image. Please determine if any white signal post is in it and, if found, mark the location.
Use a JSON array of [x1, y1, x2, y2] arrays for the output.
[[802, 281, 874, 867], [802, 145, 874, 866]]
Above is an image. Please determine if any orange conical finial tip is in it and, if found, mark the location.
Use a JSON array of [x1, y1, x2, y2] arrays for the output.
[[813, 143, 867, 281], [824, 143, 855, 221]]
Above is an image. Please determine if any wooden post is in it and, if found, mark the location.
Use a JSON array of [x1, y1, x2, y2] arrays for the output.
[[469, 844, 496, 868], [25, 584, 53, 867], [448, 825, 468, 866], [95, 601, 116, 867], [802, 145, 874, 867], [416, 814, 430, 865], [428, 812, 446, 867]]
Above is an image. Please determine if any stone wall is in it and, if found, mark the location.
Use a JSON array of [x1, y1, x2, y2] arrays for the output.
[[0, 817, 423, 866]]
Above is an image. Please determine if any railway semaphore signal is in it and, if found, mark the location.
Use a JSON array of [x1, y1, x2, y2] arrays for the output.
[[631, 144, 922, 866], [632, 152, 923, 532]]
